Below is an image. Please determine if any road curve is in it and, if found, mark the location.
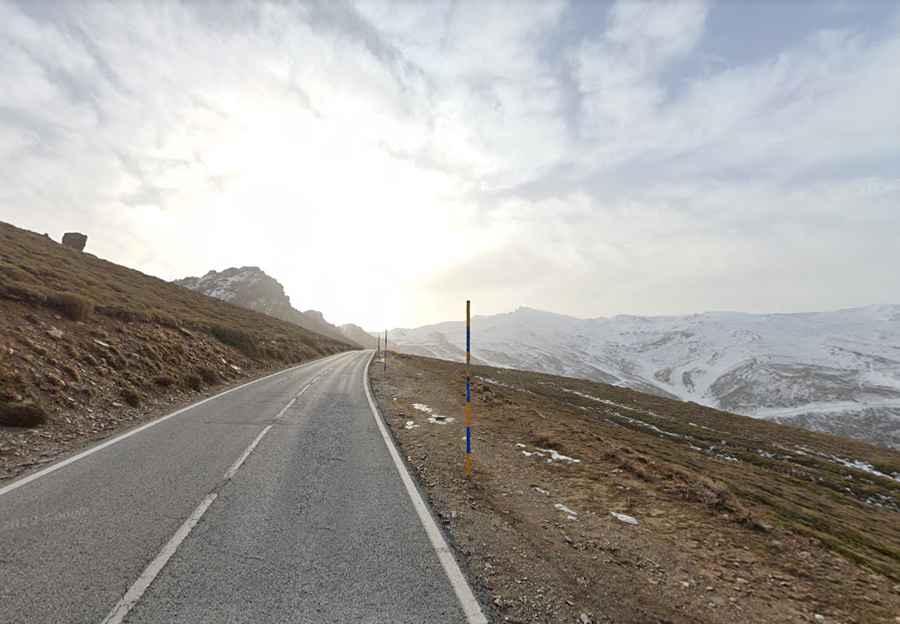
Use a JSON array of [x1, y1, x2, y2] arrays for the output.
[[0, 350, 484, 623]]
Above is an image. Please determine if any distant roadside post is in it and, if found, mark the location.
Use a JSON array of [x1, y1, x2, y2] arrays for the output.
[[465, 300, 473, 478], [384, 329, 388, 371]]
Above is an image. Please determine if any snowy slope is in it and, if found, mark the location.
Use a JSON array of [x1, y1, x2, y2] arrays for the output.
[[389, 306, 900, 448]]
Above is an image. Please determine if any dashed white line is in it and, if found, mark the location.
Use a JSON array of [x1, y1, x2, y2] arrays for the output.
[[274, 397, 298, 421], [97, 360, 336, 624], [0, 353, 347, 499], [101, 492, 218, 624], [223, 424, 273, 481]]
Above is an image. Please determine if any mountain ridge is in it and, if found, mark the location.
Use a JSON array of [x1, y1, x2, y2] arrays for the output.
[[174, 267, 364, 347], [388, 304, 900, 448]]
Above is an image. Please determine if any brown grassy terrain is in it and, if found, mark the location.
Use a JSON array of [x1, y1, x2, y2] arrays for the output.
[[370, 352, 900, 624], [0, 221, 353, 480]]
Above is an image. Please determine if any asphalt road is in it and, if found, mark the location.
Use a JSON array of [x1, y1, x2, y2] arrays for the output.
[[0, 350, 483, 623]]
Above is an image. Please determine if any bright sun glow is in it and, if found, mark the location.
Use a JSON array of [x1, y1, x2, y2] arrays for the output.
[[4, 1, 900, 330]]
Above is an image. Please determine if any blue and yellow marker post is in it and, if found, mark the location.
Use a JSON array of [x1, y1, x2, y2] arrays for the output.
[[464, 300, 473, 477]]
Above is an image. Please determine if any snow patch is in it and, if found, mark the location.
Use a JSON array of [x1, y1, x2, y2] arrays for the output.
[[794, 446, 900, 482], [554, 503, 578, 520], [428, 415, 455, 425], [605, 410, 687, 441], [517, 443, 582, 464], [537, 448, 581, 464], [610, 512, 639, 526], [412, 403, 453, 424], [562, 389, 663, 418]]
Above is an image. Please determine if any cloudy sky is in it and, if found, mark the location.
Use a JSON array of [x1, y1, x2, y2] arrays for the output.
[[2, 1, 899, 330]]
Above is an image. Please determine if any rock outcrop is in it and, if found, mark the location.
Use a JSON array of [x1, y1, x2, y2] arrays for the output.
[[340, 323, 378, 349], [61, 232, 87, 251], [174, 267, 360, 347]]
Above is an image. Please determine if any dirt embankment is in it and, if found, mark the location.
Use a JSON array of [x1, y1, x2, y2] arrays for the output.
[[370, 353, 900, 624], [0, 221, 353, 481]]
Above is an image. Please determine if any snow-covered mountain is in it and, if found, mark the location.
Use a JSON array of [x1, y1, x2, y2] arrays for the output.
[[174, 267, 360, 347], [388, 305, 900, 449]]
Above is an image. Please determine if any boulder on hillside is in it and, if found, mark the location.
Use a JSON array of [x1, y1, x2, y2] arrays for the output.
[[340, 323, 379, 349], [62, 232, 87, 251], [303, 310, 327, 324]]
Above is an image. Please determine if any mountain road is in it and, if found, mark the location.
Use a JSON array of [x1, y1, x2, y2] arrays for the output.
[[0, 350, 485, 623]]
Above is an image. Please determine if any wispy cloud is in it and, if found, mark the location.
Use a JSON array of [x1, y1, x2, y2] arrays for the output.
[[1, 0, 899, 328]]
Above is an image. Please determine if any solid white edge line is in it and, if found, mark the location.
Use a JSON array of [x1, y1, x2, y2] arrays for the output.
[[362, 351, 488, 624], [100, 492, 218, 624], [0, 351, 351, 499]]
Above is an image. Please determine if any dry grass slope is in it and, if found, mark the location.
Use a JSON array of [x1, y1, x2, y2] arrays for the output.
[[371, 353, 900, 624], [0, 222, 353, 360], [0, 221, 354, 480]]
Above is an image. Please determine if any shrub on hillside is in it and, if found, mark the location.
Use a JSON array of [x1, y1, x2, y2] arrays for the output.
[[529, 430, 563, 451], [153, 375, 175, 387], [197, 366, 219, 385], [47, 292, 94, 321], [120, 386, 141, 407], [183, 373, 203, 391], [208, 325, 258, 358], [0, 262, 33, 284], [208, 325, 259, 358], [0, 281, 46, 305], [151, 311, 178, 328], [60, 364, 80, 382], [0, 400, 47, 427], [96, 305, 149, 323]]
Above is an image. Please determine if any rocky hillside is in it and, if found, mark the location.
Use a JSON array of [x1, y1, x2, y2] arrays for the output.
[[339, 323, 378, 349], [370, 353, 900, 624], [388, 306, 900, 449], [0, 221, 352, 481], [175, 267, 363, 347]]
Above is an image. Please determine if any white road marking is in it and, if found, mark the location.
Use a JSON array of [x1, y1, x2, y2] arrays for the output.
[[274, 397, 298, 422], [362, 352, 488, 624], [273, 371, 324, 422], [100, 492, 218, 624], [98, 359, 341, 624], [223, 424, 273, 481], [0, 351, 351, 499]]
